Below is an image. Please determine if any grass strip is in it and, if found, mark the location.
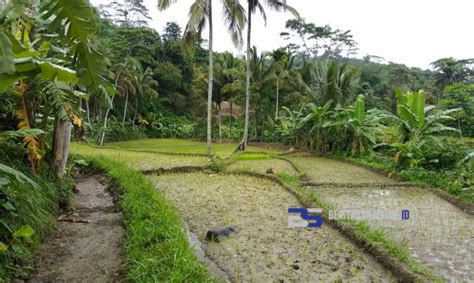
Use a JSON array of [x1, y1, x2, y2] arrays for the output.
[[82, 156, 214, 282]]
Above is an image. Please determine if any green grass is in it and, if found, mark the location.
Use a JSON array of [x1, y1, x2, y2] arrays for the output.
[[237, 152, 270, 160], [82, 156, 214, 282], [108, 138, 281, 157], [0, 168, 72, 280]]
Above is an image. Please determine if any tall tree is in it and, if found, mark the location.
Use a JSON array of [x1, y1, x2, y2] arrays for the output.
[[158, 0, 245, 155], [431, 57, 474, 101], [269, 47, 292, 120], [239, 0, 298, 150], [100, 0, 151, 27]]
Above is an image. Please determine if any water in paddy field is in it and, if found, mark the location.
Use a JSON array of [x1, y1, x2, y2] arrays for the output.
[[287, 156, 397, 184], [310, 185, 473, 282], [149, 173, 395, 282]]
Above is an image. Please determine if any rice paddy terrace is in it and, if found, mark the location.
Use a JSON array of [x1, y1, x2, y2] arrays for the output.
[[72, 139, 473, 282]]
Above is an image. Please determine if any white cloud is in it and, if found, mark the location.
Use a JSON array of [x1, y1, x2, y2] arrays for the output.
[[91, 0, 474, 69]]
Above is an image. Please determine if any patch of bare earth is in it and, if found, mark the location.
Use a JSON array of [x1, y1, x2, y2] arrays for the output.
[[33, 175, 124, 283], [149, 173, 395, 282]]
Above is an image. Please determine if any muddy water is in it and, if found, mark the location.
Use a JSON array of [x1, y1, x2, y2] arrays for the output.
[[288, 156, 395, 183], [227, 159, 298, 176], [310, 185, 474, 282], [149, 173, 394, 282]]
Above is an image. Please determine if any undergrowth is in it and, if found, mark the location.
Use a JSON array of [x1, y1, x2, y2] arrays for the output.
[[0, 164, 72, 281]]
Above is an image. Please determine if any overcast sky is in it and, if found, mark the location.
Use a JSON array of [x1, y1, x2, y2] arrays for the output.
[[91, 0, 474, 70]]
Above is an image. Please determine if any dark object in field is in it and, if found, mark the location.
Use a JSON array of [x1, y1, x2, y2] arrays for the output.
[[206, 225, 238, 242], [291, 264, 300, 270], [266, 168, 274, 174]]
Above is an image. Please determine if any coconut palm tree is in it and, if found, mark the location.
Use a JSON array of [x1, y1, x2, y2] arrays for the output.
[[239, 0, 298, 150], [269, 47, 293, 120], [158, 0, 245, 155], [431, 58, 474, 101]]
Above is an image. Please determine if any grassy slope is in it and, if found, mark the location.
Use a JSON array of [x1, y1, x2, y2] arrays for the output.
[[82, 157, 214, 282]]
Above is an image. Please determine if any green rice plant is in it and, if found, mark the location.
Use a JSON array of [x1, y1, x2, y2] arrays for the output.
[[237, 153, 270, 160]]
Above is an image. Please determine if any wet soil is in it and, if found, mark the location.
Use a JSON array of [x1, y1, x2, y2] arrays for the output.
[[310, 185, 474, 282], [149, 173, 395, 282], [288, 156, 395, 183], [33, 175, 124, 283], [227, 159, 298, 176]]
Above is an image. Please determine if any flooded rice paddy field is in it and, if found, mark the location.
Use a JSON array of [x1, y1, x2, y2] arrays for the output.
[[226, 159, 299, 176], [287, 156, 396, 184], [309, 185, 474, 282], [71, 144, 209, 170], [148, 173, 394, 282]]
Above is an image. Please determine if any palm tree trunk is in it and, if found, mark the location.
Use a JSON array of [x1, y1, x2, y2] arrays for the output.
[[218, 112, 222, 140], [100, 96, 114, 146], [275, 78, 279, 120], [240, 5, 252, 150], [229, 101, 232, 139], [85, 98, 91, 125], [122, 91, 129, 127], [206, 0, 214, 155]]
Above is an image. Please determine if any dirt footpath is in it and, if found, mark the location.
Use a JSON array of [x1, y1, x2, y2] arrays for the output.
[[33, 175, 124, 283]]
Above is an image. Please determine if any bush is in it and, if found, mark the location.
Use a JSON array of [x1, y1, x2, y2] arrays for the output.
[[420, 142, 468, 170], [0, 164, 72, 280]]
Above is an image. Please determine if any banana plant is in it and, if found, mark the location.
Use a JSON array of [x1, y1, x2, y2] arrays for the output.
[[381, 90, 460, 166], [276, 106, 304, 147], [0, 0, 114, 176], [345, 95, 384, 155], [296, 100, 333, 153]]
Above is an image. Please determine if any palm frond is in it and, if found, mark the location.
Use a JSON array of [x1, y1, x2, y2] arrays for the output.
[[157, 0, 178, 10], [222, 0, 246, 47]]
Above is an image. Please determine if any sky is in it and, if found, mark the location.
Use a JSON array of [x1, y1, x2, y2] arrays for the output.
[[91, 0, 474, 70]]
